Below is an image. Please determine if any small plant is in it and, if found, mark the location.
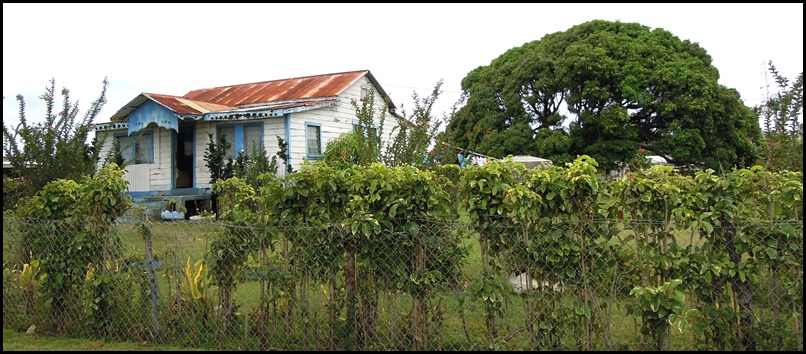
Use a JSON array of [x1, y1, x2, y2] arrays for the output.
[[195, 208, 216, 220], [176, 258, 213, 313], [163, 199, 186, 213], [630, 278, 698, 350], [13, 257, 46, 315]]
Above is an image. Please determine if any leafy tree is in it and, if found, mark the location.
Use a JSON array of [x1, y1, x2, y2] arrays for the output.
[[443, 20, 762, 172], [754, 61, 803, 172], [382, 80, 446, 168], [203, 132, 234, 184], [321, 88, 386, 167], [102, 136, 127, 169], [276, 135, 293, 175], [322, 130, 366, 169], [203, 132, 234, 217], [233, 140, 279, 189], [3, 78, 108, 207]]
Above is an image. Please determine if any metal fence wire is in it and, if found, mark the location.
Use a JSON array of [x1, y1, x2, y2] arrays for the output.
[[3, 216, 803, 351]]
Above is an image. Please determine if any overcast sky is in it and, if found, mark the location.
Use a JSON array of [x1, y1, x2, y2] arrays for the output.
[[3, 3, 803, 136]]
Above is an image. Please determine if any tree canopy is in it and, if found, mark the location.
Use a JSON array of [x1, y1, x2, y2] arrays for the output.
[[443, 20, 762, 172]]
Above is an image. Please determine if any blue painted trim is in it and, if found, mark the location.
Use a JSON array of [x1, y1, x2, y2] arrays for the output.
[[127, 188, 211, 198], [304, 121, 322, 159], [114, 130, 154, 164], [128, 191, 158, 198], [166, 188, 209, 196], [284, 114, 291, 172], [234, 125, 244, 156], [216, 122, 262, 158], [127, 100, 178, 136], [202, 101, 341, 121]]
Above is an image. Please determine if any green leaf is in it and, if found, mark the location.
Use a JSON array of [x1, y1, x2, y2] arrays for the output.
[[673, 290, 686, 303], [702, 221, 713, 234], [668, 313, 677, 324]]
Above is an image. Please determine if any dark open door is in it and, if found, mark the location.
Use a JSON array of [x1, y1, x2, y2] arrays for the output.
[[175, 125, 194, 189]]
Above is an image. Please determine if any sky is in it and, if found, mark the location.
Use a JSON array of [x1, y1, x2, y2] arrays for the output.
[[3, 3, 803, 140]]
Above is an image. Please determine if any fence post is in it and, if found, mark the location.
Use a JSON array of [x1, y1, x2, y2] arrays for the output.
[[140, 222, 162, 339]]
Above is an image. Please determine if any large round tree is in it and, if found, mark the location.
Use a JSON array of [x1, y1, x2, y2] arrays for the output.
[[443, 20, 761, 172]]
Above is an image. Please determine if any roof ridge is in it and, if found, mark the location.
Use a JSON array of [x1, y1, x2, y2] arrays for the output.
[[183, 69, 370, 94]]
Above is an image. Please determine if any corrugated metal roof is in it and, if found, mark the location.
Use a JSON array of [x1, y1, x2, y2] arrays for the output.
[[222, 99, 341, 113], [105, 70, 401, 124], [146, 93, 235, 115], [183, 70, 368, 107]]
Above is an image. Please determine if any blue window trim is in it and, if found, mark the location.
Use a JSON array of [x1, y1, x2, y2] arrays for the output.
[[216, 122, 263, 158], [113, 131, 154, 164], [304, 121, 322, 159]]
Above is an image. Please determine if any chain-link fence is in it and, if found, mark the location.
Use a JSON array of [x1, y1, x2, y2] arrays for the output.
[[3, 216, 802, 350]]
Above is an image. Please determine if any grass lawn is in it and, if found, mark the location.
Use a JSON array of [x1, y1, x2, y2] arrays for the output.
[[3, 217, 800, 351], [2, 328, 206, 351]]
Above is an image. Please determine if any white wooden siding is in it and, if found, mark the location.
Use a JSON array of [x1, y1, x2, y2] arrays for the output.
[[149, 128, 171, 191], [125, 164, 151, 191], [96, 127, 169, 192], [287, 76, 400, 172], [262, 118, 287, 177]]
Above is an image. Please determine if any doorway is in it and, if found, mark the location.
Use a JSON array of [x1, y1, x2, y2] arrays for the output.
[[175, 125, 194, 189]]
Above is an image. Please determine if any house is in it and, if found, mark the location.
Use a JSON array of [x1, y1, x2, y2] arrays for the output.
[[606, 154, 676, 179], [3, 156, 12, 177], [93, 70, 402, 217], [510, 155, 553, 169]]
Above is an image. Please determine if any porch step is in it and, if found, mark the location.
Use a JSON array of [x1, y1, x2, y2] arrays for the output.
[[125, 193, 212, 221]]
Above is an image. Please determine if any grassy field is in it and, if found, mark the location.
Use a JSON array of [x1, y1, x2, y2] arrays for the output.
[[110, 220, 696, 350], [4, 218, 800, 351], [2, 328, 205, 351]]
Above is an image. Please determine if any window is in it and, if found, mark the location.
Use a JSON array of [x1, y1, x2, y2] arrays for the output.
[[244, 125, 262, 155], [360, 85, 370, 101], [217, 123, 263, 160], [116, 132, 154, 164], [218, 126, 236, 160], [306, 123, 321, 157]]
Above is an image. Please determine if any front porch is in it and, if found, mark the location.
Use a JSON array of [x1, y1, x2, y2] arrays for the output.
[[129, 188, 212, 220]]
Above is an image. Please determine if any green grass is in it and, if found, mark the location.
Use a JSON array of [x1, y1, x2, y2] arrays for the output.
[[2, 328, 206, 351], [4, 217, 801, 351]]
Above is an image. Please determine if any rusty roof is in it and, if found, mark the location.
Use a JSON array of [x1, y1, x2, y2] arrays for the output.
[[224, 99, 341, 113], [183, 70, 369, 107], [146, 93, 236, 115], [108, 70, 400, 122]]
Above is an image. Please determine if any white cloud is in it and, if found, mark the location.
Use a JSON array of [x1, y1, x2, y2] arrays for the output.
[[3, 3, 802, 137]]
